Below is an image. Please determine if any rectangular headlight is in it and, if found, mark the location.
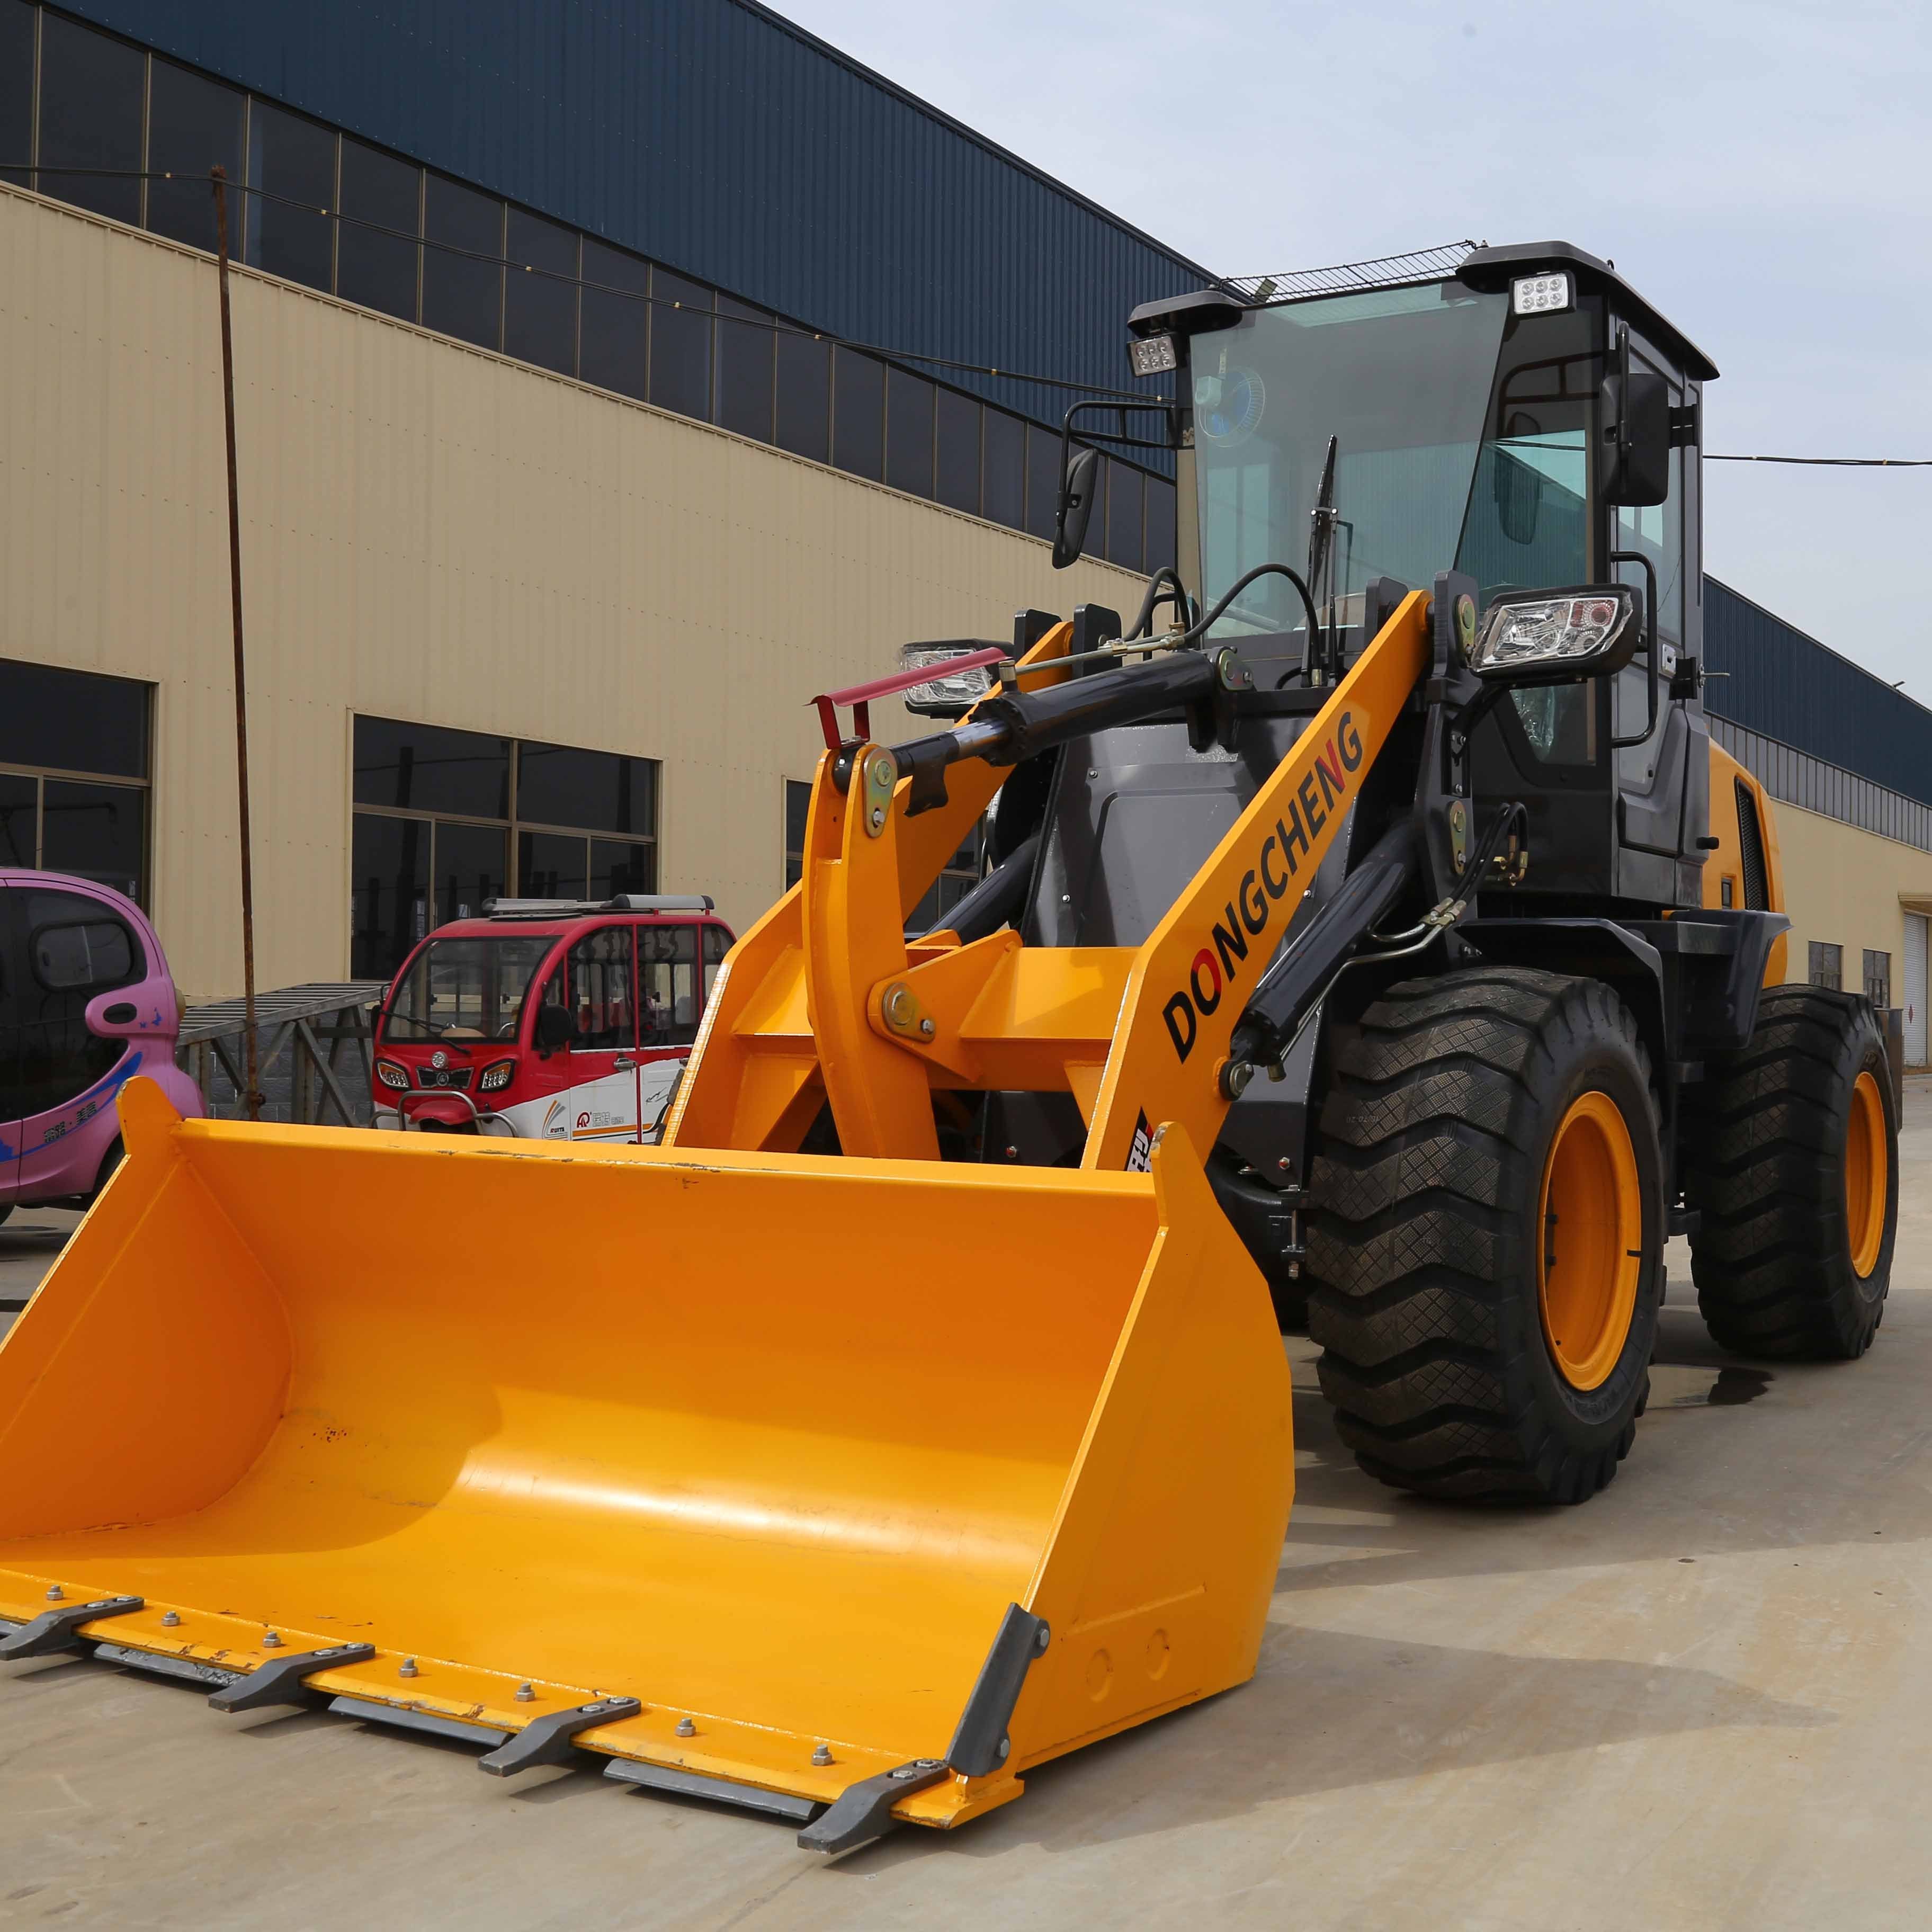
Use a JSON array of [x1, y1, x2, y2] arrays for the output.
[[899, 642, 1005, 717], [1469, 587, 1639, 684], [1511, 271, 1572, 316], [1128, 332, 1178, 378]]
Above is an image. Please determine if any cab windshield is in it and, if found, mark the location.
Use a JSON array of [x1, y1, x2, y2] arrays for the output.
[[382, 934, 556, 1043], [1192, 283, 1589, 673]]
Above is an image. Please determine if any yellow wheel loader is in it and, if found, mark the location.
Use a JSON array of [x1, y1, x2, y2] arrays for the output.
[[0, 243, 1898, 1850]]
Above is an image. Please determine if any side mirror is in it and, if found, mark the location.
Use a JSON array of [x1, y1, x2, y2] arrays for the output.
[[1052, 445, 1099, 570], [1466, 585, 1642, 688], [533, 1004, 573, 1055], [1600, 324, 1671, 507]]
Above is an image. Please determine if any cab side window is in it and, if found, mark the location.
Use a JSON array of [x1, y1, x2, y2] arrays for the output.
[[640, 926, 699, 1048], [702, 924, 728, 1003], [564, 926, 636, 1051], [15, 891, 144, 1119]]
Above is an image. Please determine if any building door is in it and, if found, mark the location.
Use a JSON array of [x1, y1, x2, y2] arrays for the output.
[[1905, 914, 1927, 1067]]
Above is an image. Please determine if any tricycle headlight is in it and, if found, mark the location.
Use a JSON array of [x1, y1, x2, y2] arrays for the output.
[[375, 1059, 409, 1092], [479, 1059, 515, 1093]]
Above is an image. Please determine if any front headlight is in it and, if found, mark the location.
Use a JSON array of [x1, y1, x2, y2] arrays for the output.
[[479, 1059, 515, 1093], [374, 1059, 409, 1092], [899, 642, 1006, 718], [1468, 586, 1640, 686]]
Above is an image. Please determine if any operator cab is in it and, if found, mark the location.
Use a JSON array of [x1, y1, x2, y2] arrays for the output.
[[1128, 240, 1719, 914]]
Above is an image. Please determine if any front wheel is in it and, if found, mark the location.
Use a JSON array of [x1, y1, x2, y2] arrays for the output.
[[1683, 986, 1896, 1358], [1305, 967, 1663, 1504]]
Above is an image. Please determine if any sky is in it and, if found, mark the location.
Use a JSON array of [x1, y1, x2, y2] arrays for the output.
[[776, 0, 1932, 695]]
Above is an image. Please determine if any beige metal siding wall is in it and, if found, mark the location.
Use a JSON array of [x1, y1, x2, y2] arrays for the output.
[[0, 184, 1145, 999], [1768, 800, 1932, 997]]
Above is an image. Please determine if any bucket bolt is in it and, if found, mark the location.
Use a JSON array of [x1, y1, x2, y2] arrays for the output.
[[160, 1611, 181, 1628], [398, 1657, 419, 1678], [811, 1743, 833, 1766], [675, 1716, 696, 1737], [44, 1586, 62, 1601], [515, 1683, 535, 1703], [261, 1631, 282, 1649]]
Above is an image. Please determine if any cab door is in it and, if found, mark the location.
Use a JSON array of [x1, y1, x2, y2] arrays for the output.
[[554, 924, 642, 1143], [637, 923, 700, 1141]]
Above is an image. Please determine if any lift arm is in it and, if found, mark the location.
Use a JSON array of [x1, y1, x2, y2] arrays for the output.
[[667, 592, 1433, 1165]]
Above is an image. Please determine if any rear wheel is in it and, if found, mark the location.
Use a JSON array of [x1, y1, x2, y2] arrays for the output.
[[1683, 986, 1895, 1358], [1305, 967, 1662, 1503]]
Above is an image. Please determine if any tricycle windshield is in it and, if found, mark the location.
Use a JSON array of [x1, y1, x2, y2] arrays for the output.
[[383, 935, 556, 1043], [1192, 283, 1586, 668]]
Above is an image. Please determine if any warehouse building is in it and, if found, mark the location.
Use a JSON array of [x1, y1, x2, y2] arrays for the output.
[[1, 0, 1928, 1046]]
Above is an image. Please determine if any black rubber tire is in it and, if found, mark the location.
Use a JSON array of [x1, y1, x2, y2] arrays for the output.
[[1304, 967, 1663, 1504], [1683, 986, 1896, 1359]]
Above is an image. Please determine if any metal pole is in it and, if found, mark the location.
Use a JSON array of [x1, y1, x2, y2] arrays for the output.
[[212, 166, 263, 1121]]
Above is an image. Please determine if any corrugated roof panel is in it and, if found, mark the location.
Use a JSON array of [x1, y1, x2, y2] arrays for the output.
[[1704, 576, 1932, 808], [62, 0, 1208, 429]]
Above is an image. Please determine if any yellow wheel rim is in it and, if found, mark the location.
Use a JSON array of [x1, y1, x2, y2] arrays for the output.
[[1537, 1090, 1642, 1391], [1846, 1070, 1888, 1278]]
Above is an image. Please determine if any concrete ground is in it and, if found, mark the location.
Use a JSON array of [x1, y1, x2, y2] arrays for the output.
[[5, 1086, 1932, 1930]]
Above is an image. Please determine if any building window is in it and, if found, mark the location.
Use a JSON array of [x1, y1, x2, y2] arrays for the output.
[[245, 101, 337, 293], [422, 172, 503, 351], [982, 408, 1025, 529], [1865, 949, 1891, 1009], [337, 136, 420, 322], [504, 208, 579, 377], [831, 347, 883, 482], [1105, 458, 1144, 571], [650, 267, 713, 420], [885, 366, 935, 498], [35, 10, 142, 226], [0, 657, 153, 905], [908, 825, 986, 935], [146, 57, 245, 251], [580, 238, 649, 399], [0, 1, 32, 192], [1025, 424, 1061, 544], [1808, 941, 1843, 992], [350, 717, 657, 978], [784, 779, 811, 890], [715, 294, 776, 441], [774, 329, 830, 462], [934, 386, 982, 515]]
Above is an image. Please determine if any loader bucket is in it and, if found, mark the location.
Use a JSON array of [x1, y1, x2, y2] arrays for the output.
[[0, 1079, 1292, 1839]]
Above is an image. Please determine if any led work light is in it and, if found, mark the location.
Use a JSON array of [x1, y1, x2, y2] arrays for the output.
[[1128, 332, 1179, 378], [1511, 271, 1572, 316], [1467, 586, 1641, 685]]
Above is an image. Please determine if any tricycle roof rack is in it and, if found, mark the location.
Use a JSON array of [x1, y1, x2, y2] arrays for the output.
[[480, 895, 716, 919]]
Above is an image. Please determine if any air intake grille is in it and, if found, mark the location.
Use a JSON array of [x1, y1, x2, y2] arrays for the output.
[[1736, 780, 1769, 909]]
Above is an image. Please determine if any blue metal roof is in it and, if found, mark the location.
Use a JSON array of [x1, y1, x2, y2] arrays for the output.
[[56, 0, 1211, 427], [1705, 577, 1932, 810]]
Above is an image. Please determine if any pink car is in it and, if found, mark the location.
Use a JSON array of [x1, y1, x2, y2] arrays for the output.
[[0, 872, 202, 1219]]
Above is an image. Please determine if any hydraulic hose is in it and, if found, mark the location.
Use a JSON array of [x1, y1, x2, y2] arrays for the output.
[[1125, 568, 1194, 641], [1177, 562, 1323, 654]]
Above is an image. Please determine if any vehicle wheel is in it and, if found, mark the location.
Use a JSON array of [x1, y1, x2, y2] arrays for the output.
[[1304, 967, 1662, 1504], [1683, 986, 1895, 1359]]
